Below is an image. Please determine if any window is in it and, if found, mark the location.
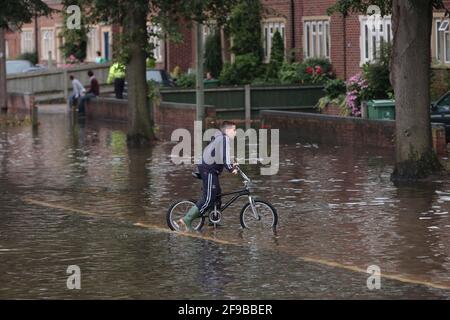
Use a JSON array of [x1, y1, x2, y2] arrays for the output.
[[148, 24, 164, 62], [435, 18, 450, 63], [41, 29, 55, 60], [304, 20, 330, 59], [263, 21, 285, 62], [360, 15, 393, 64], [21, 30, 34, 53], [86, 27, 100, 62]]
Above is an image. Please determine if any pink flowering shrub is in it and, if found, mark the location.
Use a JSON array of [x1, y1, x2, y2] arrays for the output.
[[346, 73, 369, 117], [62, 54, 80, 69]]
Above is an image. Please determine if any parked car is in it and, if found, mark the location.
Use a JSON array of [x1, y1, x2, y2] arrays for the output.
[[123, 69, 176, 97], [146, 69, 176, 87], [6, 60, 47, 75], [431, 91, 450, 137]]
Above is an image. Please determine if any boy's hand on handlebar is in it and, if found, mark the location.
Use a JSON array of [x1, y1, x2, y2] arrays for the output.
[[232, 163, 239, 175]]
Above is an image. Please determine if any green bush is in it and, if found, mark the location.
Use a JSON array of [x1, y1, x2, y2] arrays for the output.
[[279, 62, 304, 84], [204, 32, 223, 78], [265, 30, 285, 80], [431, 68, 450, 101], [279, 58, 334, 85], [219, 53, 262, 85], [18, 52, 38, 65], [177, 73, 196, 88], [228, 0, 263, 61], [324, 78, 346, 99], [362, 43, 393, 99]]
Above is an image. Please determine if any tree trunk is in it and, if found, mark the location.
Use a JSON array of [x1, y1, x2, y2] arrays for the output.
[[0, 28, 7, 113], [391, 0, 441, 181], [125, 1, 155, 146]]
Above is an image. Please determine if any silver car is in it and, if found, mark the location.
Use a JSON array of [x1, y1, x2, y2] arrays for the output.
[[6, 60, 46, 75]]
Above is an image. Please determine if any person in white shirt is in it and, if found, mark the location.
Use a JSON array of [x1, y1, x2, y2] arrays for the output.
[[68, 75, 85, 109]]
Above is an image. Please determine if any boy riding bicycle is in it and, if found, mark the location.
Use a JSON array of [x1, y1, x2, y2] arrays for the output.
[[179, 121, 238, 231]]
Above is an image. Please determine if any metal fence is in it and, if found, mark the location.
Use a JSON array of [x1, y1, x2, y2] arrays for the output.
[[160, 85, 325, 118]]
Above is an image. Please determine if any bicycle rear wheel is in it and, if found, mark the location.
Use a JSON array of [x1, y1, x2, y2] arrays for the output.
[[167, 200, 205, 232], [240, 200, 278, 230]]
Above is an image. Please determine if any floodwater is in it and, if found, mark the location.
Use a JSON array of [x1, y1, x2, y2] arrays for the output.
[[0, 106, 449, 299]]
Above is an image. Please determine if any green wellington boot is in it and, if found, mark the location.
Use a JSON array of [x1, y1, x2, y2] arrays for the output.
[[180, 206, 200, 231]]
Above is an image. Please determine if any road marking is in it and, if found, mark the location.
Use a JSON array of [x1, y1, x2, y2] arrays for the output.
[[23, 197, 450, 291], [23, 198, 240, 246]]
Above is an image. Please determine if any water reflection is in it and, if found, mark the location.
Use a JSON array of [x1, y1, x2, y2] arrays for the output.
[[0, 109, 449, 299]]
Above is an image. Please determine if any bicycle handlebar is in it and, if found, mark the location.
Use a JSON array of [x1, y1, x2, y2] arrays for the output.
[[235, 165, 251, 183]]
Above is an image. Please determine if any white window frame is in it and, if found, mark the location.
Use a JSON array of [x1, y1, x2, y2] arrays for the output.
[[41, 28, 55, 61], [86, 26, 100, 62], [359, 15, 393, 65], [21, 29, 34, 54], [148, 24, 164, 63], [435, 18, 450, 64], [262, 20, 286, 63], [303, 19, 330, 59]]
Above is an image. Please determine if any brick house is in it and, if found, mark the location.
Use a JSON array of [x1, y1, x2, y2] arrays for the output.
[[164, 0, 450, 80], [261, 0, 450, 79], [5, 0, 450, 79]]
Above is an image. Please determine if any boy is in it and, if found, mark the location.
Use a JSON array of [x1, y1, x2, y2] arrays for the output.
[[179, 121, 238, 231], [68, 75, 85, 109], [78, 70, 100, 114]]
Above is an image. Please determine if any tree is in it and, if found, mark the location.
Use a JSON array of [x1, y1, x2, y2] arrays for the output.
[[219, 0, 264, 85], [227, 0, 264, 61], [80, 0, 238, 145], [60, 0, 88, 62], [265, 30, 285, 81], [204, 31, 223, 79], [0, 0, 51, 112], [328, 0, 448, 181]]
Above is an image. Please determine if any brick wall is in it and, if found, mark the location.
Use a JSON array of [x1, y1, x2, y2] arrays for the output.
[[84, 98, 217, 140], [261, 110, 396, 148], [261, 110, 448, 155], [153, 102, 216, 140], [166, 23, 195, 74], [6, 93, 36, 121], [85, 98, 128, 123]]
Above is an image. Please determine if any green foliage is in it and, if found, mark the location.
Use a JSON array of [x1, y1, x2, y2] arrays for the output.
[[265, 30, 285, 80], [279, 58, 334, 85], [227, 0, 263, 61], [148, 80, 161, 104], [317, 94, 349, 116], [431, 68, 450, 101], [324, 78, 347, 99], [279, 62, 304, 84], [0, 0, 51, 29], [177, 73, 196, 88], [18, 52, 38, 65], [362, 42, 393, 99], [204, 32, 223, 78], [147, 58, 156, 69], [57, 1, 89, 62], [317, 78, 348, 115], [219, 53, 262, 85]]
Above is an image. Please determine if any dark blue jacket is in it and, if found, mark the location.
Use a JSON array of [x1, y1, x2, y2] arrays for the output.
[[198, 132, 234, 174]]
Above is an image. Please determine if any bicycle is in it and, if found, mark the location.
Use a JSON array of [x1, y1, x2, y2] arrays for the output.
[[166, 167, 278, 232]]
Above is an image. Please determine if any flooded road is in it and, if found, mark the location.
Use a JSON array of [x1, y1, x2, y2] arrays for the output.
[[0, 106, 449, 299]]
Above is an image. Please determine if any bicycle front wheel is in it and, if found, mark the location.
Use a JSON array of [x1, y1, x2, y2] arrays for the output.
[[240, 200, 278, 230], [167, 200, 205, 232]]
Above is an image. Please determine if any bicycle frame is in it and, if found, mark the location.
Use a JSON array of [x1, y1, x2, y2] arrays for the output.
[[212, 168, 260, 220], [216, 188, 250, 212]]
